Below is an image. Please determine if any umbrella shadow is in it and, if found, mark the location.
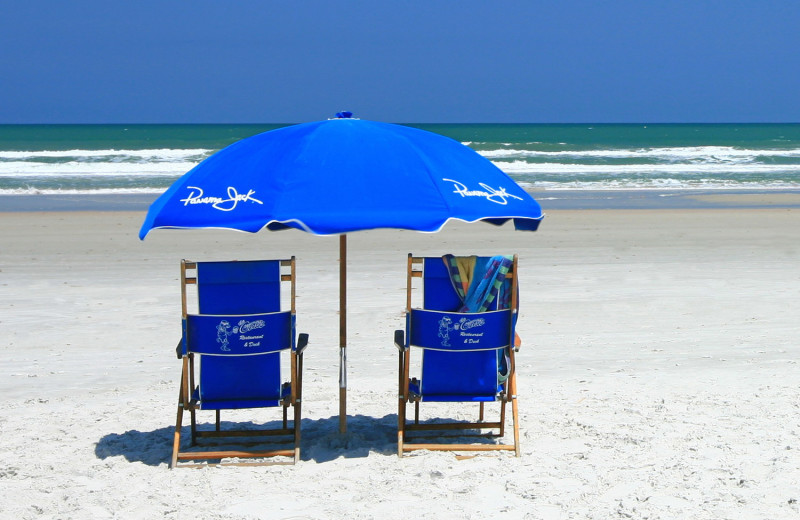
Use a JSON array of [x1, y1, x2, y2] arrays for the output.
[[300, 413, 398, 463], [94, 414, 399, 467]]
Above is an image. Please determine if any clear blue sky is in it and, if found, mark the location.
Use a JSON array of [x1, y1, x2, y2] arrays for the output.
[[2, 1, 799, 124]]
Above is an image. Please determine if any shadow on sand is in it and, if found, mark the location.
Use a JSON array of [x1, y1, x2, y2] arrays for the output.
[[94, 413, 399, 467]]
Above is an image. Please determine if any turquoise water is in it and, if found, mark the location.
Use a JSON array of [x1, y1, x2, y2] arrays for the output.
[[1, 123, 800, 194]]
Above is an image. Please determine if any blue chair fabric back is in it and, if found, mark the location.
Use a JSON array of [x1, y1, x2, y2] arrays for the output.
[[191, 260, 284, 407], [197, 260, 281, 314], [416, 257, 509, 399], [422, 258, 462, 311]]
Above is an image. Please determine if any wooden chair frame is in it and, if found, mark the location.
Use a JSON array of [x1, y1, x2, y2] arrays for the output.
[[171, 258, 308, 468], [395, 254, 521, 457]]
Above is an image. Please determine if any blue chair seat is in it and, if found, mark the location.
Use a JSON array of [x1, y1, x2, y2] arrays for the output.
[[194, 382, 291, 410], [408, 380, 500, 402]]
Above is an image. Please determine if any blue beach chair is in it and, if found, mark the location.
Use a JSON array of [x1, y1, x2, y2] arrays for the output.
[[394, 254, 521, 457], [171, 258, 308, 468]]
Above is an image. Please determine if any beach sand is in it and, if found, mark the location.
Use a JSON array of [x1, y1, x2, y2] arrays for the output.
[[1, 206, 799, 519]]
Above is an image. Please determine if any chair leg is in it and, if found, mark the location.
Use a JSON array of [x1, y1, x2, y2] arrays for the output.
[[414, 400, 420, 424], [171, 404, 183, 469], [398, 347, 415, 458], [283, 403, 288, 429], [479, 402, 485, 422], [294, 401, 301, 463], [509, 351, 521, 457], [398, 395, 406, 458], [512, 395, 520, 457], [173, 370, 187, 468], [190, 408, 197, 446], [295, 351, 303, 463], [499, 398, 506, 437], [215, 410, 221, 431]]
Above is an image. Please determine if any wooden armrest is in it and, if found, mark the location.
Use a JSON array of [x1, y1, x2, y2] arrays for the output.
[[394, 330, 406, 351], [296, 333, 309, 355]]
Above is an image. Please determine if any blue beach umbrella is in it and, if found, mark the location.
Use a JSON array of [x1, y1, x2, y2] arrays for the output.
[[139, 114, 544, 432]]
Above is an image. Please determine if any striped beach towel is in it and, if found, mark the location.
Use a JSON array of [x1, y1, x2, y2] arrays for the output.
[[443, 254, 521, 378], [443, 254, 513, 312]]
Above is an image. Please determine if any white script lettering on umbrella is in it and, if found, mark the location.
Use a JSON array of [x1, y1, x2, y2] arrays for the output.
[[443, 179, 523, 205], [180, 186, 263, 211]]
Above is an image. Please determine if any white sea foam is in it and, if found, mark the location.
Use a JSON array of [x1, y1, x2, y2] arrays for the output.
[[0, 187, 166, 195], [519, 179, 800, 190], [0, 162, 196, 176], [0, 148, 208, 178], [0, 148, 211, 160], [3, 144, 800, 193], [480, 146, 800, 161], [497, 160, 800, 175]]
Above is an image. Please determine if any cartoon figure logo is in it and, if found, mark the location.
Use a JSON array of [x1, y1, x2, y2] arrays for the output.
[[216, 320, 233, 351], [215, 318, 266, 351], [438, 316, 453, 347], [437, 315, 487, 348]]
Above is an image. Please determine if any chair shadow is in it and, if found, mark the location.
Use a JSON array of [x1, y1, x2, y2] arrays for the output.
[[94, 414, 399, 467], [95, 426, 175, 467]]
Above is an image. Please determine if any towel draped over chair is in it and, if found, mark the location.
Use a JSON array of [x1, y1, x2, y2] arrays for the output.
[[395, 253, 522, 457]]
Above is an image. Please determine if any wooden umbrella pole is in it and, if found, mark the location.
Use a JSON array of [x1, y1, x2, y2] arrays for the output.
[[339, 234, 347, 433]]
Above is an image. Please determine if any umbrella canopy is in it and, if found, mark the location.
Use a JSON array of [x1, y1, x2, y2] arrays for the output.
[[139, 115, 544, 433], [139, 117, 543, 239]]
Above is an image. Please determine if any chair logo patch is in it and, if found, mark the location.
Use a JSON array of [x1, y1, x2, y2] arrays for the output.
[[215, 318, 266, 351], [438, 316, 486, 348]]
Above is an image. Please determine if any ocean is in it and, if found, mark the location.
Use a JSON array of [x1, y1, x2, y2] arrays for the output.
[[1, 123, 800, 196]]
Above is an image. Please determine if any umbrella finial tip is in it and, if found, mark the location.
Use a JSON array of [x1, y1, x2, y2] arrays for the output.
[[335, 111, 353, 119]]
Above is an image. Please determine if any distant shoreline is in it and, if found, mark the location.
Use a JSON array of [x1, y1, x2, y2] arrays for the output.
[[2, 188, 800, 212], [532, 188, 800, 210]]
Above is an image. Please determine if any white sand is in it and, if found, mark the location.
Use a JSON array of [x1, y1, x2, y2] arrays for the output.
[[1, 208, 799, 519]]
